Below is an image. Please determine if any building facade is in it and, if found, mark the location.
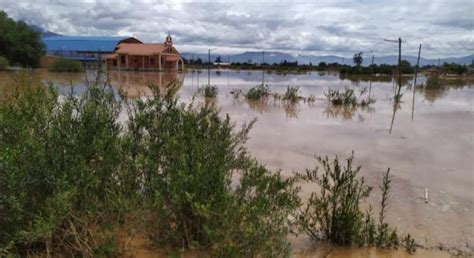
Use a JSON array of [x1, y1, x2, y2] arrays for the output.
[[105, 35, 184, 71]]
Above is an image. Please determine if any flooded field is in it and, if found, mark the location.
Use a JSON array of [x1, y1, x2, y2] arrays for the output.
[[1, 69, 473, 256]]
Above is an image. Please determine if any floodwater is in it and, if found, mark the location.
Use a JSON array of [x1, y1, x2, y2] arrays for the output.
[[1, 69, 473, 257]]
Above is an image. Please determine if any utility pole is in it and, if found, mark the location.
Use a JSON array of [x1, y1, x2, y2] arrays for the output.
[[398, 37, 402, 98], [262, 51, 265, 85], [207, 48, 217, 86], [411, 44, 422, 121], [384, 37, 403, 101], [208, 49, 211, 86]]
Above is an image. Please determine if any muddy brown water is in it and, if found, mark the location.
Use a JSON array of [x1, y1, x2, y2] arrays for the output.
[[1, 69, 473, 257]]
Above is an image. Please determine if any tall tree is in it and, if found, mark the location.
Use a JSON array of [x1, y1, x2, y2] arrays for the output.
[[353, 52, 363, 66], [215, 56, 222, 63], [0, 11, 45, 68]]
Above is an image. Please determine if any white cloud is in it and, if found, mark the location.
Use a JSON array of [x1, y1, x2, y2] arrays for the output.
[[1, 0, 472, 58]]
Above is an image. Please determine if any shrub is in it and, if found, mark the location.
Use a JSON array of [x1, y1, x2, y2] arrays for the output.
[[126, 86, 300, 257], [0, 76, 125, 256], [198, 84, 218, 98], [0, 74, 300, 257], [282, 86, 301, 103], [296, 154, 408, 249], [245, 84, 271, 100], [324, 88, 375, 107], [0, 56, 9, 70], [48, 58, 84, 72]]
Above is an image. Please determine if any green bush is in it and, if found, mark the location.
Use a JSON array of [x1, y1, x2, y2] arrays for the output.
[[126, 85, 300, 256], [48, 58, 84, 72], [296, 154, 405, 249], [0, 75, 300, 257], [0, 75, 126, 256], [245, 84, 271, 100], [0, 56, 9, 70]]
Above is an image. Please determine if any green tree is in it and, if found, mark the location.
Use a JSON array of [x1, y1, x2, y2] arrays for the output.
[[353, 52, 363, 66], [0, 56, 8, 70], [400, 60, 414, 74], [0, 11, 45, 68]]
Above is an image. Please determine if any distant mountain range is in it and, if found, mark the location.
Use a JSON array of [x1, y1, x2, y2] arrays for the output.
[[182, 51, 474, 66], [29, 25, 62, 38]]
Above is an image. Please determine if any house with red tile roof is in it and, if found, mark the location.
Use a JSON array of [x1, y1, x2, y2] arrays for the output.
[[105, 34, 184, 71]]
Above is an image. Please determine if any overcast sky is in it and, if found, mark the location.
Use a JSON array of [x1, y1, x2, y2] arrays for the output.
[[1, 0, 472, 58]]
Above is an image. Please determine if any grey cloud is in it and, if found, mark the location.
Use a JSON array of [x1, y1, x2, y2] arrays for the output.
[[0, 0, 472, 58]]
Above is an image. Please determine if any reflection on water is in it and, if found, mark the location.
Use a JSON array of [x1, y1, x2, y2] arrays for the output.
[[323, 105, 375, 122], [1, 69, 473, 255]]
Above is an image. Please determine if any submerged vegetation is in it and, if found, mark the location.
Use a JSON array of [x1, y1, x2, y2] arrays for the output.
[[198, 84, 218, 98], [295, 154, 414, 252], [324, 88, 376, 107], [0, 73, 419, 256], [245, 84, 271, 100], [48, 58, 84, 72], [282, 86, 302, 103]]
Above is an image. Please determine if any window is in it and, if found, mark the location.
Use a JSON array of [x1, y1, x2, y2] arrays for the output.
[[113, 60, 117, 66], [120, 56, 126, 64], [150, 58, 155, 65]]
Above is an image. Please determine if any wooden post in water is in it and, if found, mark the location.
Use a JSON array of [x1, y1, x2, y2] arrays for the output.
[[397, 37, 402, 99], [208, 49, 211, 86], [411, 44, 422, 121], [262, 51, 265, 85], [384, 38, 403, 102]]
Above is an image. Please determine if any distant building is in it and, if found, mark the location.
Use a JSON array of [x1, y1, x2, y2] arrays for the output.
[[42, 36, 142, 62], [105, 34, 184, 71]]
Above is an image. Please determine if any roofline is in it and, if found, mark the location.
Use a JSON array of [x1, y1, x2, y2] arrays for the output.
[[43, 36, 138, 41]]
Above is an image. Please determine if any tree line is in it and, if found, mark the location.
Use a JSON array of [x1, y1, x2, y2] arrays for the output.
[[0, 11, 45, 69]]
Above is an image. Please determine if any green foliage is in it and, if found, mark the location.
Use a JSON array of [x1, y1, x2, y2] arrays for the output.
[[403, 233, 417, 254], [245, 84, 271, 100], [0, 73, 126, 256], [48, 58, 84, 72], [0, 56, 9, 70], [0, 11, 45, 68], [199, 84, 218, 98], [282, 86, 301, 103], [353, 52, 363, 66], [400, 60, 414, 74], [296, 154, 372, 244], [339, 64, 394, 75], [324, 88, 375, 107], [296, 154, 408, 250], [0, 75, 299, 257], [442, 62, 467, 75], [127, 86, 300, 256]]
